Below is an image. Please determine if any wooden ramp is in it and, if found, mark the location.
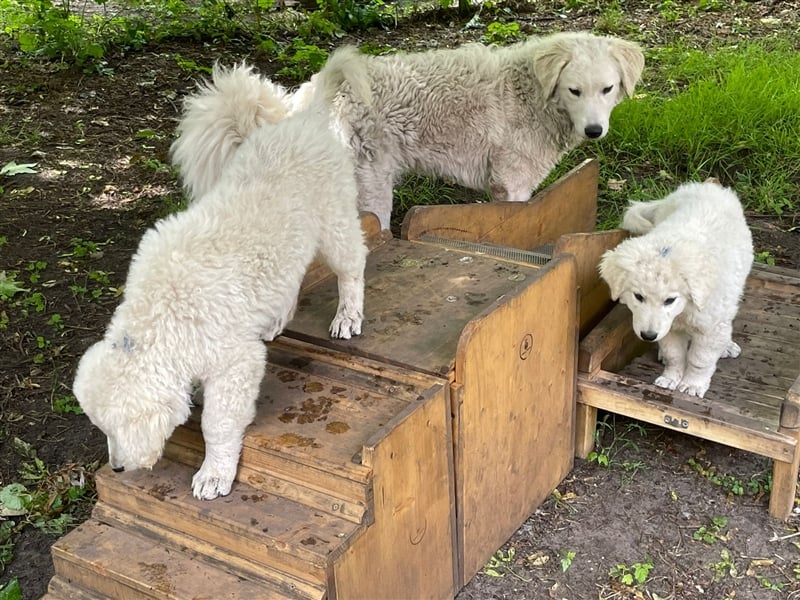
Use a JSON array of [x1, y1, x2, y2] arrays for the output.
[[46, 160, 599, 599]]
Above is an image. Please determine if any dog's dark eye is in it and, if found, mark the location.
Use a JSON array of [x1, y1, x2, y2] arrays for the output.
[[569, 88, 581, 97], [602, 85, 614, 94], [664, 297, 676, 306], [634, 293, 644, 302]]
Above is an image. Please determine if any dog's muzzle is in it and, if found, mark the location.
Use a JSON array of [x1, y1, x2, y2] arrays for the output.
[[112, 465, 125, 473]]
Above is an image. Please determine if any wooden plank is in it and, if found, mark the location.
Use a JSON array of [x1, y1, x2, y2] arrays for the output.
[[577, 373, 796, 462], [287, 239, 542, 377], [48, 576, 106, 600], [94, 460, 359, 585], [51, 519, 315, 600], [454, 256, 577, 586], [554, 229, 628, 335], [333, 384, 457, 600], [401, 158, 598, 248], [578, 303, 639, 374]]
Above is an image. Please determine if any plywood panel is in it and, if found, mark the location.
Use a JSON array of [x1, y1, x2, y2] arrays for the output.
[[333, 385, 457, 600], [454, 256, 577, 585], [401, 159, 598, 249], [287, 239, 542, 377]]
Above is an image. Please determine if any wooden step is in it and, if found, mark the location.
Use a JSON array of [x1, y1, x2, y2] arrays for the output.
[[51, 519, 321, 600], [93, 458, 361, 587], [45, 575, 105, 600], [165, 341, 442, 523]]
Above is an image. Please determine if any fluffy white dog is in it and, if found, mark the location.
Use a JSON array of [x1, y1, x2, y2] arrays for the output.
[[297, 31, 644, 228], [73, 64, 367, 500], [599, 182, 753, 398]]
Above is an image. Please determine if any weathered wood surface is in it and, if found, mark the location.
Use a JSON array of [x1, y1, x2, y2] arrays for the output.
[[554, 229, 628, 335], [454, 256, 577, 585], [51, 518, 321, 600], [401, 159, 598, 249], [287, 239, 543, 378], [334, 384, 457, 600]]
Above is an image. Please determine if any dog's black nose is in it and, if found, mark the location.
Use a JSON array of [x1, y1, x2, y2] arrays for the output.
[[112, 466, 125, 473], [640, 330, 658, 342], [584, 124, 603, 139]]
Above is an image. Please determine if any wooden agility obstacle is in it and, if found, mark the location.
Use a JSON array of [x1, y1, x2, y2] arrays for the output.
[[45, 159, 601, 599]]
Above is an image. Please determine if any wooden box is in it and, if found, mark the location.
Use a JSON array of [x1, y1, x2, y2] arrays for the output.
[[46, 160, 599, 599]]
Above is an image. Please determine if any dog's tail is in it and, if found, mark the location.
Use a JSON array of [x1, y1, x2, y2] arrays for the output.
[[170, 63, 292, 201], [312, 46, 373, 108], [621, 199, 664, 235]]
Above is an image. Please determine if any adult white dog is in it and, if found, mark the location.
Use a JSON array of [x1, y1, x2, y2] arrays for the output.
[[599, 182, 753, 398], [297, 31, 644, 228], [74, 64, 367, 500]]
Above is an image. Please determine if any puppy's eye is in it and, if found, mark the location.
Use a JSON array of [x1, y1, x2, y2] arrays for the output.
[[569, 88, 581, 97], [602, 85, 614, 94], [664, 297, 676, 306], [634, 293, 644, 302]]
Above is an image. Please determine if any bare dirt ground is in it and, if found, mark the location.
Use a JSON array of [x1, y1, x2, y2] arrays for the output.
[[1, 1, 799, 598]]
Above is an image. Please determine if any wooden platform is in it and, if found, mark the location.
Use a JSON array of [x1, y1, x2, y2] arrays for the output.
[[568, 230, 800, 520], [47, 160, 599, 599]]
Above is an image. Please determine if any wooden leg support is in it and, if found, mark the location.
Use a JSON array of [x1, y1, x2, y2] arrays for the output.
[[769, 382, 800, 519], [575, 401, 598, 459]]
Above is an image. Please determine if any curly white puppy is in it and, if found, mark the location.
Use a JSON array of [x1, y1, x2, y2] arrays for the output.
[[300, 32, 644, 228], [599, 182, 753, 398], [74, 65, 367, 500]]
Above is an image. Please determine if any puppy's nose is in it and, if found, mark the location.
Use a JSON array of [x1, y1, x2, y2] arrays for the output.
[[640, 330, 658, 342], [112, 466, 125, 473], [584, 124, 603, 138]]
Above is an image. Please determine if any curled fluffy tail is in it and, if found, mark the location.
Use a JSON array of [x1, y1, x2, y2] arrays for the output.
[[170, 63, 292, 201], [291, 46, 373, 115], [621, 200, 660, 234]]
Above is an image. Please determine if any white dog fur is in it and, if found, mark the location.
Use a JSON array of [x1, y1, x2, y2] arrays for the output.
[[74, 64, 367, 500], [290, 31, 644, 229], [599, 182, 753, 398]]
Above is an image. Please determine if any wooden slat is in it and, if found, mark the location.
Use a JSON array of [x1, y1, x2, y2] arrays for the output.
[[333, 384, 457, 600], [51, 519, 316, 600], [578, 303, 641, 374], [287, 239, 542, 377], [554, 229, 628, 335], [94, 460, 359, 586], [454, 256, 577, 586], [401, 159, 598, 248], [47, 576, 106, 600], [578, 373, 796, 462]]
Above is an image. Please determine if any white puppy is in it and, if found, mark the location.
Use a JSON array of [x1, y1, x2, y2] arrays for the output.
[[297, 31, 644, 228], [74, 65, 367, 500], [599, 182, 753, 398]]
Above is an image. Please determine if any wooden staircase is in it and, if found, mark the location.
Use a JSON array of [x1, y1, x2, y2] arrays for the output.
[[45, 159, 600, 599]]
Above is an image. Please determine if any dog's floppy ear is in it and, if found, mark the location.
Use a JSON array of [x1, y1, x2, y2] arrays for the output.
[[532, 38, 572, 100], [609, 38, 644, 97], [598, 248, 627, 301]]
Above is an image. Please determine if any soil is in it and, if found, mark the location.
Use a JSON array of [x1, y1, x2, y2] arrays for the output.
[[1, 1, 799, 599]]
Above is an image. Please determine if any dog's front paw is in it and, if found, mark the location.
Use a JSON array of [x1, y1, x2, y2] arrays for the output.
[[654, 374, 680, 391], [676, 377, 710, 398], [192, 464, 235, 500], [329, 314, 362, 340], [721, 341, 741, 359]]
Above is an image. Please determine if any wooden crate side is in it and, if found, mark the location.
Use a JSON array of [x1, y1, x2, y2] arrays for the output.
[[554, 229, 628, 336], [453, 256, 578, 586], [401, 159, 598, 248], [333, 384, 457, 600]]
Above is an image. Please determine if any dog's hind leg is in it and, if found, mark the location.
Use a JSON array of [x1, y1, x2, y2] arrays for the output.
[[191, 342, 265, 500], [318, 211, 368, 340], [355, 162, 395, 230]]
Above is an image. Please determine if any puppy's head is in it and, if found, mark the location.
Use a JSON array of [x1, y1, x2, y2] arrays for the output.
[[73, 338, 191, 473], [600, 239, 709, 343], [532, 33, 644, 141]]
